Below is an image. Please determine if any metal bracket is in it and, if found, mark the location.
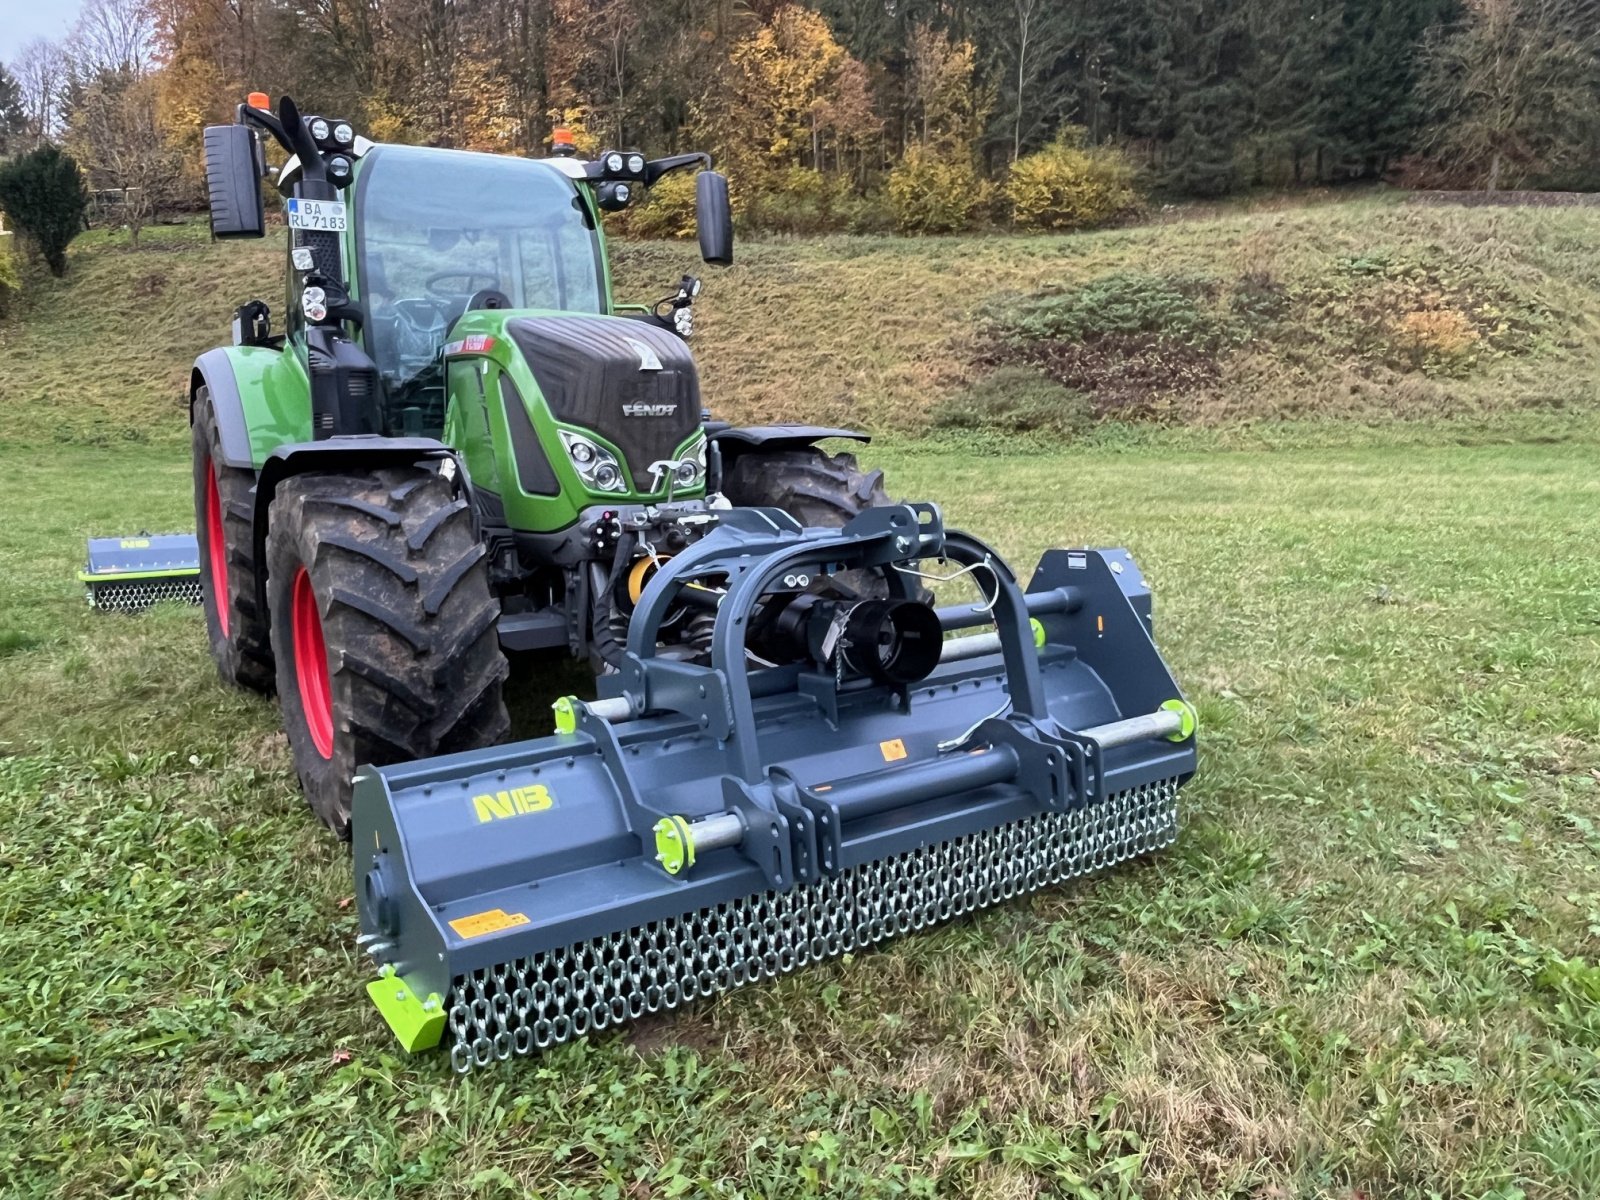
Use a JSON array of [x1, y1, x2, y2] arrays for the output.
[[616, 653, 735, 740], [962, 716, 1096, 810]]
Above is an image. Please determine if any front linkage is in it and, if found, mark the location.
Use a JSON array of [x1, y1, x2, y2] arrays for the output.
[[353, 505, 1197, 1070]]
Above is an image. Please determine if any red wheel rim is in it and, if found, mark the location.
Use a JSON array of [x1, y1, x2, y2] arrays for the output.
[[204, 461, 230, 637], [291, 566, 334, 759]]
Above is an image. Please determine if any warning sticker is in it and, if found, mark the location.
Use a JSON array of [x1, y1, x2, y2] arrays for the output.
[[448, 908, 530, 940], [879, 738, 908, 762]]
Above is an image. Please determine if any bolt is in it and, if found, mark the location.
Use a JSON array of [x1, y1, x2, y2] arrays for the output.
[[895, 536, 912, 553]]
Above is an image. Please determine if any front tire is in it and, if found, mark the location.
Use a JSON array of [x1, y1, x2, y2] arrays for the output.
[[721, 445, 932, 605], [721, 446, 897, 528], [192, 389, 274, 693], [265, 467, 511, 837]]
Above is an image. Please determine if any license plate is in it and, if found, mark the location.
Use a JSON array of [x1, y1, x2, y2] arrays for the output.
[[287, 198, 347, 232]]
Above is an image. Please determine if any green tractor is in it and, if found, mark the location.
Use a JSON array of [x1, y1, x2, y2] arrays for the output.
[[194, 95, 900, 833]]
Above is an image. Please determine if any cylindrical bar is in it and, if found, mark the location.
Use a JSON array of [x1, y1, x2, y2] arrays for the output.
[[685, 811, 745, 855], [1079, 709, 1183, 749], [935, 586, 1081, 633], [585, 696, 633, 722], [824, 744, 1020, 823], [938, 630, 1003, 663]]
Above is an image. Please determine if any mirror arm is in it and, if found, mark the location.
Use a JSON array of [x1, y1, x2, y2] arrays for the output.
[[644, 152, 712, 187], [237, 103, 293, 157]]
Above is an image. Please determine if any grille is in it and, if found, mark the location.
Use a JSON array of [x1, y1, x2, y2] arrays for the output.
[[445, 776, 1180, 1072], [86, 577, 203, 612]]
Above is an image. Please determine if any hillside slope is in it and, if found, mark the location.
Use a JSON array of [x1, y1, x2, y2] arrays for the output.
[[1, 194, 1597, 449]]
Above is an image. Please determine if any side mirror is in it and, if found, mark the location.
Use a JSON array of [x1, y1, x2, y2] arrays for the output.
[[203, 124, 265, 239], [696, 171, 732, 266]]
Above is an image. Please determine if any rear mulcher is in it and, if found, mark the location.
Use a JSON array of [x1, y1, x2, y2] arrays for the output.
[[355, 505, 1195, 1071]]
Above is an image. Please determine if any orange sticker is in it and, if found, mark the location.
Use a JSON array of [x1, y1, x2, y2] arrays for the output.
[[879, 738, 908, 762], [448, 908, 530, 940]]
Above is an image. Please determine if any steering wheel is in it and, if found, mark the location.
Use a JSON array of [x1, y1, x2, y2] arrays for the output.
[[426, 270, 501, 298]]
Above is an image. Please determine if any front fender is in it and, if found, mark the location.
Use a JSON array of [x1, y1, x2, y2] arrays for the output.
[[707, 424, 870, 457], [190, 345, 310, 470]]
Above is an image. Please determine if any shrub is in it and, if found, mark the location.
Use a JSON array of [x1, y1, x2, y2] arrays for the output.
[[932, 365, 1096, 436], [887, 145, 986, 235], [613, 171, 699, 240], [742, 167, 861, 236], [1391, 308, 1483, 376], [989, 272, 1232, 350], [1004, 132, 1139, 231], [0, 237, 17, 320], [0, 144, 89, 277]]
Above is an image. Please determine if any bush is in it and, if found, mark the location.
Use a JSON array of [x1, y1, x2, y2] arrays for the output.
[[0, 144, 89, 277], [932, 365, 1096, 436], [611, 167, 889, 239], [989, 272, 1232, 350], [612, 172, 699, 240], [1004, 132, 1139, 231], [1391, 308, 1483, 376], [887, 146, 986, 235], [741, 167, 863, 236], [0, 237, 17, 320]]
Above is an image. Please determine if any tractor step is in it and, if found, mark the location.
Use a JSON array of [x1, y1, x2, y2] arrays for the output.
[[81, 535, 202, 612]]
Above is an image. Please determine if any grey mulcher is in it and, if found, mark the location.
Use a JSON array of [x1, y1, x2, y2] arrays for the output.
[[353, 505, 1197, 1071], [81, 534, 202, 611]]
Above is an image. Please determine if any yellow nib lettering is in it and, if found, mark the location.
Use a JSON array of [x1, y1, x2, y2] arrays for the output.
[[472, 784, 554, 823]]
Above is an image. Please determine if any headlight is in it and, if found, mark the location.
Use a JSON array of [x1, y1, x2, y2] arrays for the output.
[[333, 122, 354, 145], [675, 461, 697, 487], [627, 153, 645, 174], [605, 152, 624, 173], [309, 117, 330, 142], [559, 431, 627, 493]]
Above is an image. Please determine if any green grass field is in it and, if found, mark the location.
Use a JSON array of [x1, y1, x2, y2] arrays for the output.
[[4, 427, 1599, 1198], [2, 204, 1600, 1197]]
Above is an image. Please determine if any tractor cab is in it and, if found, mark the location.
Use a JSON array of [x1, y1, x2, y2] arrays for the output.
[[349, 144, 608, 432], [202, 94, 731, 464]]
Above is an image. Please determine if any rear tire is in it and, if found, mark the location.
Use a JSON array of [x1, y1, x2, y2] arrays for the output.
[[265, 467, 511, 837], [192, 389, 274, 693]]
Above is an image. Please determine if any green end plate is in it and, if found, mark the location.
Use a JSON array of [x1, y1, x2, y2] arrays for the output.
[[552, 695, 579, 735], [1030, 617, 1046, 649], [653, 814, 695, 876], [1161, 698, 1198, 742], [366, 974, 446, 1052]]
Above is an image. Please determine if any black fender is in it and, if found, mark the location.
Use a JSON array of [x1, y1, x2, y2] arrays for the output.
[[190, 348, 255, 469], [706, 424, 870, 492], [250, 437, 471, 614], [707, 423, 869, 456]]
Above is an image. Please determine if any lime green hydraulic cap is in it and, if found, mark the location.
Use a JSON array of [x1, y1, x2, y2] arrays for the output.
[[653, 815, 695, 876], [552, 695, 579, 735], [1161, 698, 1198, 741], [367, 970, 446, 1052]]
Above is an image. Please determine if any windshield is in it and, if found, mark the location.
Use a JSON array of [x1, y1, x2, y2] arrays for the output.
[[355, 144, 605, 405]]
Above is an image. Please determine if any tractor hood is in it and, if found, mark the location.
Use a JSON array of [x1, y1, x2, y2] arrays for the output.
[[504, 316, 701, 495]]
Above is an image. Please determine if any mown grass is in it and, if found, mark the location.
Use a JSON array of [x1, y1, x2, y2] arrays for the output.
[[3, 419, 1599, 1197], [3, 194, 1599, 449]]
